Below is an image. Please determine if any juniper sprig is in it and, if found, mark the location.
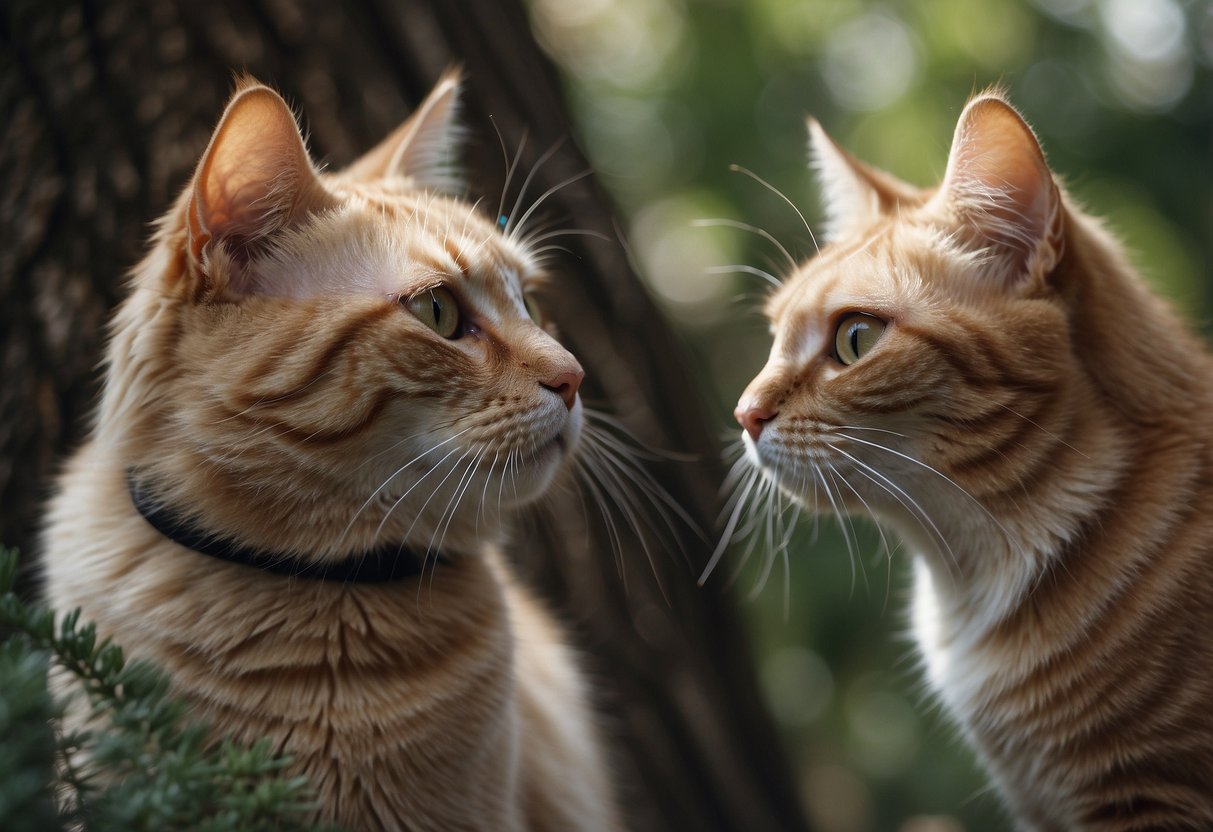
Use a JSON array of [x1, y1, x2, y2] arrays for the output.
[[0, 549, 330, 831]]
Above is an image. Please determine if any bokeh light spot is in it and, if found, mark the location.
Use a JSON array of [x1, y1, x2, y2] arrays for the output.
[[821, 11, 920, 112]]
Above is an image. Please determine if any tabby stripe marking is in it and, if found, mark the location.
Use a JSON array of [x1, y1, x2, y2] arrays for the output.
[[234, 302, 399, 409]]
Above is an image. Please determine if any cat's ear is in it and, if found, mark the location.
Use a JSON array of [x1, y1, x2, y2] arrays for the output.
[[937, 93, 1063, 284], [186, 80, 335, 290], [807, 117, 922, 242], [341, 71, 464, 192]]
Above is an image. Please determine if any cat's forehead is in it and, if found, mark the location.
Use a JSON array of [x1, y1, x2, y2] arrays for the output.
[[260, 189, 540, 309], [381, 196, 538, 312], [765, 223, 957, 324], [767, 232, 895, 319]]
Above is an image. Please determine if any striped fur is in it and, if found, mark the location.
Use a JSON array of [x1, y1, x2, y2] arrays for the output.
[[42, 77, 621, 831], [732, 92, 1213, 829]]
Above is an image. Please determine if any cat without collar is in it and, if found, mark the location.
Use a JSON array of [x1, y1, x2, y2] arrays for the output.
[[42, 75, 622, 831], [728, 92, 1213, 830]]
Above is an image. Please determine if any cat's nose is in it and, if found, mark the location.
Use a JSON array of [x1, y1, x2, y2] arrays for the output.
[[735, 401, 777, 441], [542, 367, 584, 410]]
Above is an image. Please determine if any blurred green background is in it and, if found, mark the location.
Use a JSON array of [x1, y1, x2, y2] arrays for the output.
[[527, 1, 1212, 830]]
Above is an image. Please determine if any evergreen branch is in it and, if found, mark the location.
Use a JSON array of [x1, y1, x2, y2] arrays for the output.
[[0, 548, 335, 831], [0, 639, 60, 831]]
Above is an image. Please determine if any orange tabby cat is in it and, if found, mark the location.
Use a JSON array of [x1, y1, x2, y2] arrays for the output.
[[42, 75, 621, 831], [729, 92, 1213, 830]]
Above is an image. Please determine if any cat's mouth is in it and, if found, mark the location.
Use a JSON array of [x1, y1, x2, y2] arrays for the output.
[[529, 403, 582, 465], [745, 433, 846, 490], [743, 430, 800, 473], [486, 425, 577, 509], [530, 431, 568, 462]]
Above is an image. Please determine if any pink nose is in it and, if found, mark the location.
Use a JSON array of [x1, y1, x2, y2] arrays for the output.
[[543, 368, 584, 410], [735, 402, 777, 441]]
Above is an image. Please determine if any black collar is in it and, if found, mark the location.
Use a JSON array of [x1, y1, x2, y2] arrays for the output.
[[127, 471, 442, 583]]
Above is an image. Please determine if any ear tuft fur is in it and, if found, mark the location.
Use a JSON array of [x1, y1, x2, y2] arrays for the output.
[[807, 116, 924, 242], [937, 92, 1064, 284], [340, 69, 466, 193], [186, 79, 334, 294]]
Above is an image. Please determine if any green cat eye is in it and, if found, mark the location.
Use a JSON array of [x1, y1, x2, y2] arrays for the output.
[[833, 313, 886, 366], [406, 286, 461, 339]]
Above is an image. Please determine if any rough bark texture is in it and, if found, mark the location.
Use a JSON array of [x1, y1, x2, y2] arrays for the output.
[[0, 2, 812, 830]]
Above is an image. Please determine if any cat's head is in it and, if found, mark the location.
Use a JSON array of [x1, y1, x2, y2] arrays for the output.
[[728, 91, 1104, 566], [103, 75, 584, 554]]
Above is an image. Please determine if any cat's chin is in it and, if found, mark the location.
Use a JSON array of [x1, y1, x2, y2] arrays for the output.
[[493, 398, 584, 509]]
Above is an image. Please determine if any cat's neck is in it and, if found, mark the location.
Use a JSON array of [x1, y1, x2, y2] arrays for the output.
[[908, 205, 1213, 632], [895, 385, 1128, 632], [1061, 206, 1213, 424], [100, 436, 499, 568]]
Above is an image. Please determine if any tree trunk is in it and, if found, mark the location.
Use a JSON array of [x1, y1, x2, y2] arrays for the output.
[[0, 2, 811, 829]]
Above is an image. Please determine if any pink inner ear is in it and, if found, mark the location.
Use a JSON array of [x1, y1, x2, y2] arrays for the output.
[[942, 97, 1062, 280], [187, 86, 324, 276], [195, 165, 281, 262]]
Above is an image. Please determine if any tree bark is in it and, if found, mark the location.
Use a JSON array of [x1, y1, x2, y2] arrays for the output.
[[0, 2, 812, 829]]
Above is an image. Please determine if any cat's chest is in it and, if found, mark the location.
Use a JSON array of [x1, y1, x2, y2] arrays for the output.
[[909, 559, 1024, 724], [172, 587, 523, 829], [911, 561, 978, 715], [909, 560, 1082, 827]]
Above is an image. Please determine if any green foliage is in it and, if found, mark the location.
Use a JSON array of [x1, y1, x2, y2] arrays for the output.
[[0, 637, 59, 831], [0, 549, 327, 832]]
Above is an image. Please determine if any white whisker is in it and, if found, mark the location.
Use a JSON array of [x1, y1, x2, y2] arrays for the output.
[[572, 454, 629, 585], [491, 120, 526, 229], [828, 458, 896, 609], [692, 218, 797, 272], [836, 424, 909, 440], [342, 426, 476, 547], [706, 264, 782, 289], [580, 442, 666, 594], [573, 422, 691, 596], [830, 444, 959, 578], [729, 163, 820, 252], [505, 138, 565, 237], [510, 168, 593, 242], [476, 450, 501, 533], [836, 432, 1016, 548], [392, 446, 473, 547], [520, 227, 612, 248], [992, 401, 1090, 459], [818, 464, 861, 595], [430, 444, 487, 556], [699, 465, 760, 585]]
